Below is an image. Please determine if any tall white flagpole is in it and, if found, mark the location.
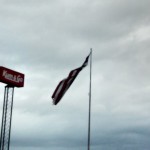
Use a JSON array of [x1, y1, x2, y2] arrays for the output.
[[88, 48, 92, 150]]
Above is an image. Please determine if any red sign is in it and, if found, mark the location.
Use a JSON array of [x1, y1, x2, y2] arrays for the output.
[[0, 66, 24, 87]]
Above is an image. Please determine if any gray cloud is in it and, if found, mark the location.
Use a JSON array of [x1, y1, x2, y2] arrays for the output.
[[0, 0, 150, 150]]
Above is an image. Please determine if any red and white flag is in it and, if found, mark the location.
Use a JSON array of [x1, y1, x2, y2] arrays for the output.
[[52, 53, 91, 105]]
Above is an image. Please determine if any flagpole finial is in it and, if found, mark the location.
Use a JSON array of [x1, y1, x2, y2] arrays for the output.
[[90, 48, 92, 55]]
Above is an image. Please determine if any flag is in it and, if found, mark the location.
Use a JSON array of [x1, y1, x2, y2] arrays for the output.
[[52, 53, 91, 105]]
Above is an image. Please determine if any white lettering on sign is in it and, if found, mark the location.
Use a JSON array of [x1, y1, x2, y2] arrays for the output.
[[2, 70, 23, 83]]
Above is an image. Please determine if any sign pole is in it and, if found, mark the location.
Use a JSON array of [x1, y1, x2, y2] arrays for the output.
[[0, 86, 14, 150], [0, 66, 25, 150]]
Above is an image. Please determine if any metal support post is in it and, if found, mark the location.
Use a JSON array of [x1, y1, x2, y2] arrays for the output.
[[0, 86, 14, 150]]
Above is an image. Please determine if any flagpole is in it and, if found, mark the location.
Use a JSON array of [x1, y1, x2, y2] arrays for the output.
[[88, 48, 92, 150]]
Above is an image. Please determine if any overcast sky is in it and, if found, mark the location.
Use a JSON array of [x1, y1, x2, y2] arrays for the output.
[[0, 0, 150, 150]]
